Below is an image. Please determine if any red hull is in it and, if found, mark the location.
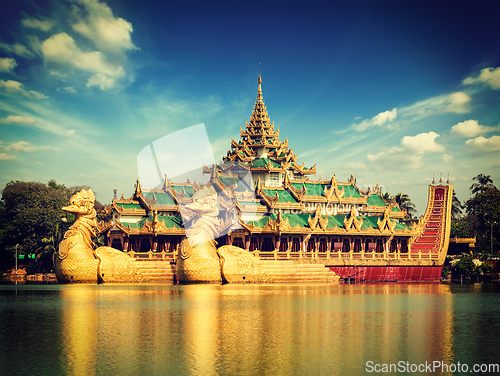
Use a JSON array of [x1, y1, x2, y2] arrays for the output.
[[329, 265, 443, 282]]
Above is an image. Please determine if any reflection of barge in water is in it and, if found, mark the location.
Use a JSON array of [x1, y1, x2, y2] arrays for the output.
[[96, 77, 452, 283]]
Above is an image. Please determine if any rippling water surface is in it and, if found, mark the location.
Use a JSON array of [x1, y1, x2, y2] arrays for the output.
[[1, 282, 499, 375]]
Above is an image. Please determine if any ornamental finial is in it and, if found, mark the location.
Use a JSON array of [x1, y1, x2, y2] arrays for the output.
[[257, 75, 263, 102]]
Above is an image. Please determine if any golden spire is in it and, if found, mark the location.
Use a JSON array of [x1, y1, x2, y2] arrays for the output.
[[257, 75, 263, 102], [247, 75, 271, 131]]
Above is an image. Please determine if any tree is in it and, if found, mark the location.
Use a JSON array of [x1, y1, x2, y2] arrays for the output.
[[394, 193, 417, 224], [451, 252, 495, 280], [470, 174, 495, 195], [0, 180, 108, 272], [465, 187, 500, 254], [35, 223, 65, 272], [451, 190, 463, 219], [450, 217, 474, 238], [382, 192, 391, 201], [0, 180, 71, 270]]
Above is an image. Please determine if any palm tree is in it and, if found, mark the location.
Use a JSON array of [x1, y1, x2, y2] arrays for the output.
[[394, 193, 417, 223], [451, 190, 463, 219], [381, 192, 391, 201], [35, 223, 64, 272], [470, 174, 495, 195]]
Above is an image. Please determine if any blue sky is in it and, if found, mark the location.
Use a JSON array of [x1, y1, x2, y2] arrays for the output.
[[0, 0, 499, 214]]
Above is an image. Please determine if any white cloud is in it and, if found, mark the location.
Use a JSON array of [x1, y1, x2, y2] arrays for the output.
[[41, 32, 125, 89], [0, 57, 17, 73], [0, 115, 36, 125], [62, 86, 77, 94], [352, 108, 397, 131], [0, 152, 16, 161], [21, 18, 56, 31], [465, 135, 500, 154], [401, 131, 445, 152], [444, 92, 471, 114], [0, 80, 48, 99], [367, 146, 423, 170], [27, 36, 42, 54], [17, 1, 136, 91], [71, 0, 137, 56], [463, 67, 500, 90], [86, 73, 120, 90], [400, 91, 471, 119], [42, 33, 120, 76], [451, 119, 497, 137], [0, 42, 33, 58], [4, 141, 57, 153], [442, 154, 453, 163]]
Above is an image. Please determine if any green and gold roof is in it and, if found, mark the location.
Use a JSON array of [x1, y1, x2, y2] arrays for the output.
[[101, 76, 415, 238], [223, 76, 316, 176]]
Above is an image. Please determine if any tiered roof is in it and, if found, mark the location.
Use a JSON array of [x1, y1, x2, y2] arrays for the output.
[[224, 76, 316, 176], [101, 76, 418, 239]]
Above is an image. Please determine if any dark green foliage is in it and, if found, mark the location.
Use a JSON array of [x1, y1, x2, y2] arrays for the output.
[[441, 267, 449, 279], [451, 252, 495, 279], [450, 217, 474, 238], [381, 192, 417, 225], [452, 253, 478, 277], [465, 187, 500, 254], [469, 174, 495, 195], [35, 223, 65, 272], [451, 190, 463, 219], [394, 193, 417, 224], [1, 181, 68, 248], [0, 180, 106, 272], [0, 181, 69, 270]]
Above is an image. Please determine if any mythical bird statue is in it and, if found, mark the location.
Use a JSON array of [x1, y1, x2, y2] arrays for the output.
[[53, 189, 143, 283], [177, 186, 268, 283]]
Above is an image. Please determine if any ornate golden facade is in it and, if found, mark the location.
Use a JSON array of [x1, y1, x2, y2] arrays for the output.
[[83, 76, 453, 283]]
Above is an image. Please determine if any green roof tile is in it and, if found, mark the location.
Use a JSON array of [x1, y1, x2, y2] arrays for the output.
[[251, 158, 280, 169], [337, 184, 362, 198], [120, 215, 183, 230], [183, 186, 196, 197], [262, 189, 298, 203], [366, 194, 387, 207], [160, 215, 183, 229], [154, 192, 176, 206], [246, 213, 412, 231], [116, 203, 143, 210], [143, 191, 176, 206]]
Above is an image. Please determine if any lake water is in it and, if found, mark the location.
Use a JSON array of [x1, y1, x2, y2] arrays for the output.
[[1, 282, 499, 375]]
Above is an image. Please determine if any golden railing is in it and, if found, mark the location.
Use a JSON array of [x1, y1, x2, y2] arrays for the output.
[[125, 249, 439, 263], [248, 250, 440, 261], [126, 250, 178, 262]]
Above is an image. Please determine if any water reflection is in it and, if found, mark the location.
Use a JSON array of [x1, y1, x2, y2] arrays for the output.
[[2, 283, 499, 375], [53, 284, 458, 375], [62, 287, 97, 375]]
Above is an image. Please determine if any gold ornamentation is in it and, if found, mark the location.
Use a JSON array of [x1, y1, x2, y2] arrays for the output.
[[344, 206, 363, 231], [218, 245, 270, 283], [308, 205, 329, 231], [177, 185, 269, 283], [54, 189, 144, 284], [377, 207, 397, 232]]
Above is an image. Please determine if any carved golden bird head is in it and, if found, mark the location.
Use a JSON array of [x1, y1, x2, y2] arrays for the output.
[[63, 188, 96, 217], [185, 186, 218, 216]]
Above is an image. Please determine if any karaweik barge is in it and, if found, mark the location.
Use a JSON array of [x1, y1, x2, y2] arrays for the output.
[[55, 77, 452, 284]]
